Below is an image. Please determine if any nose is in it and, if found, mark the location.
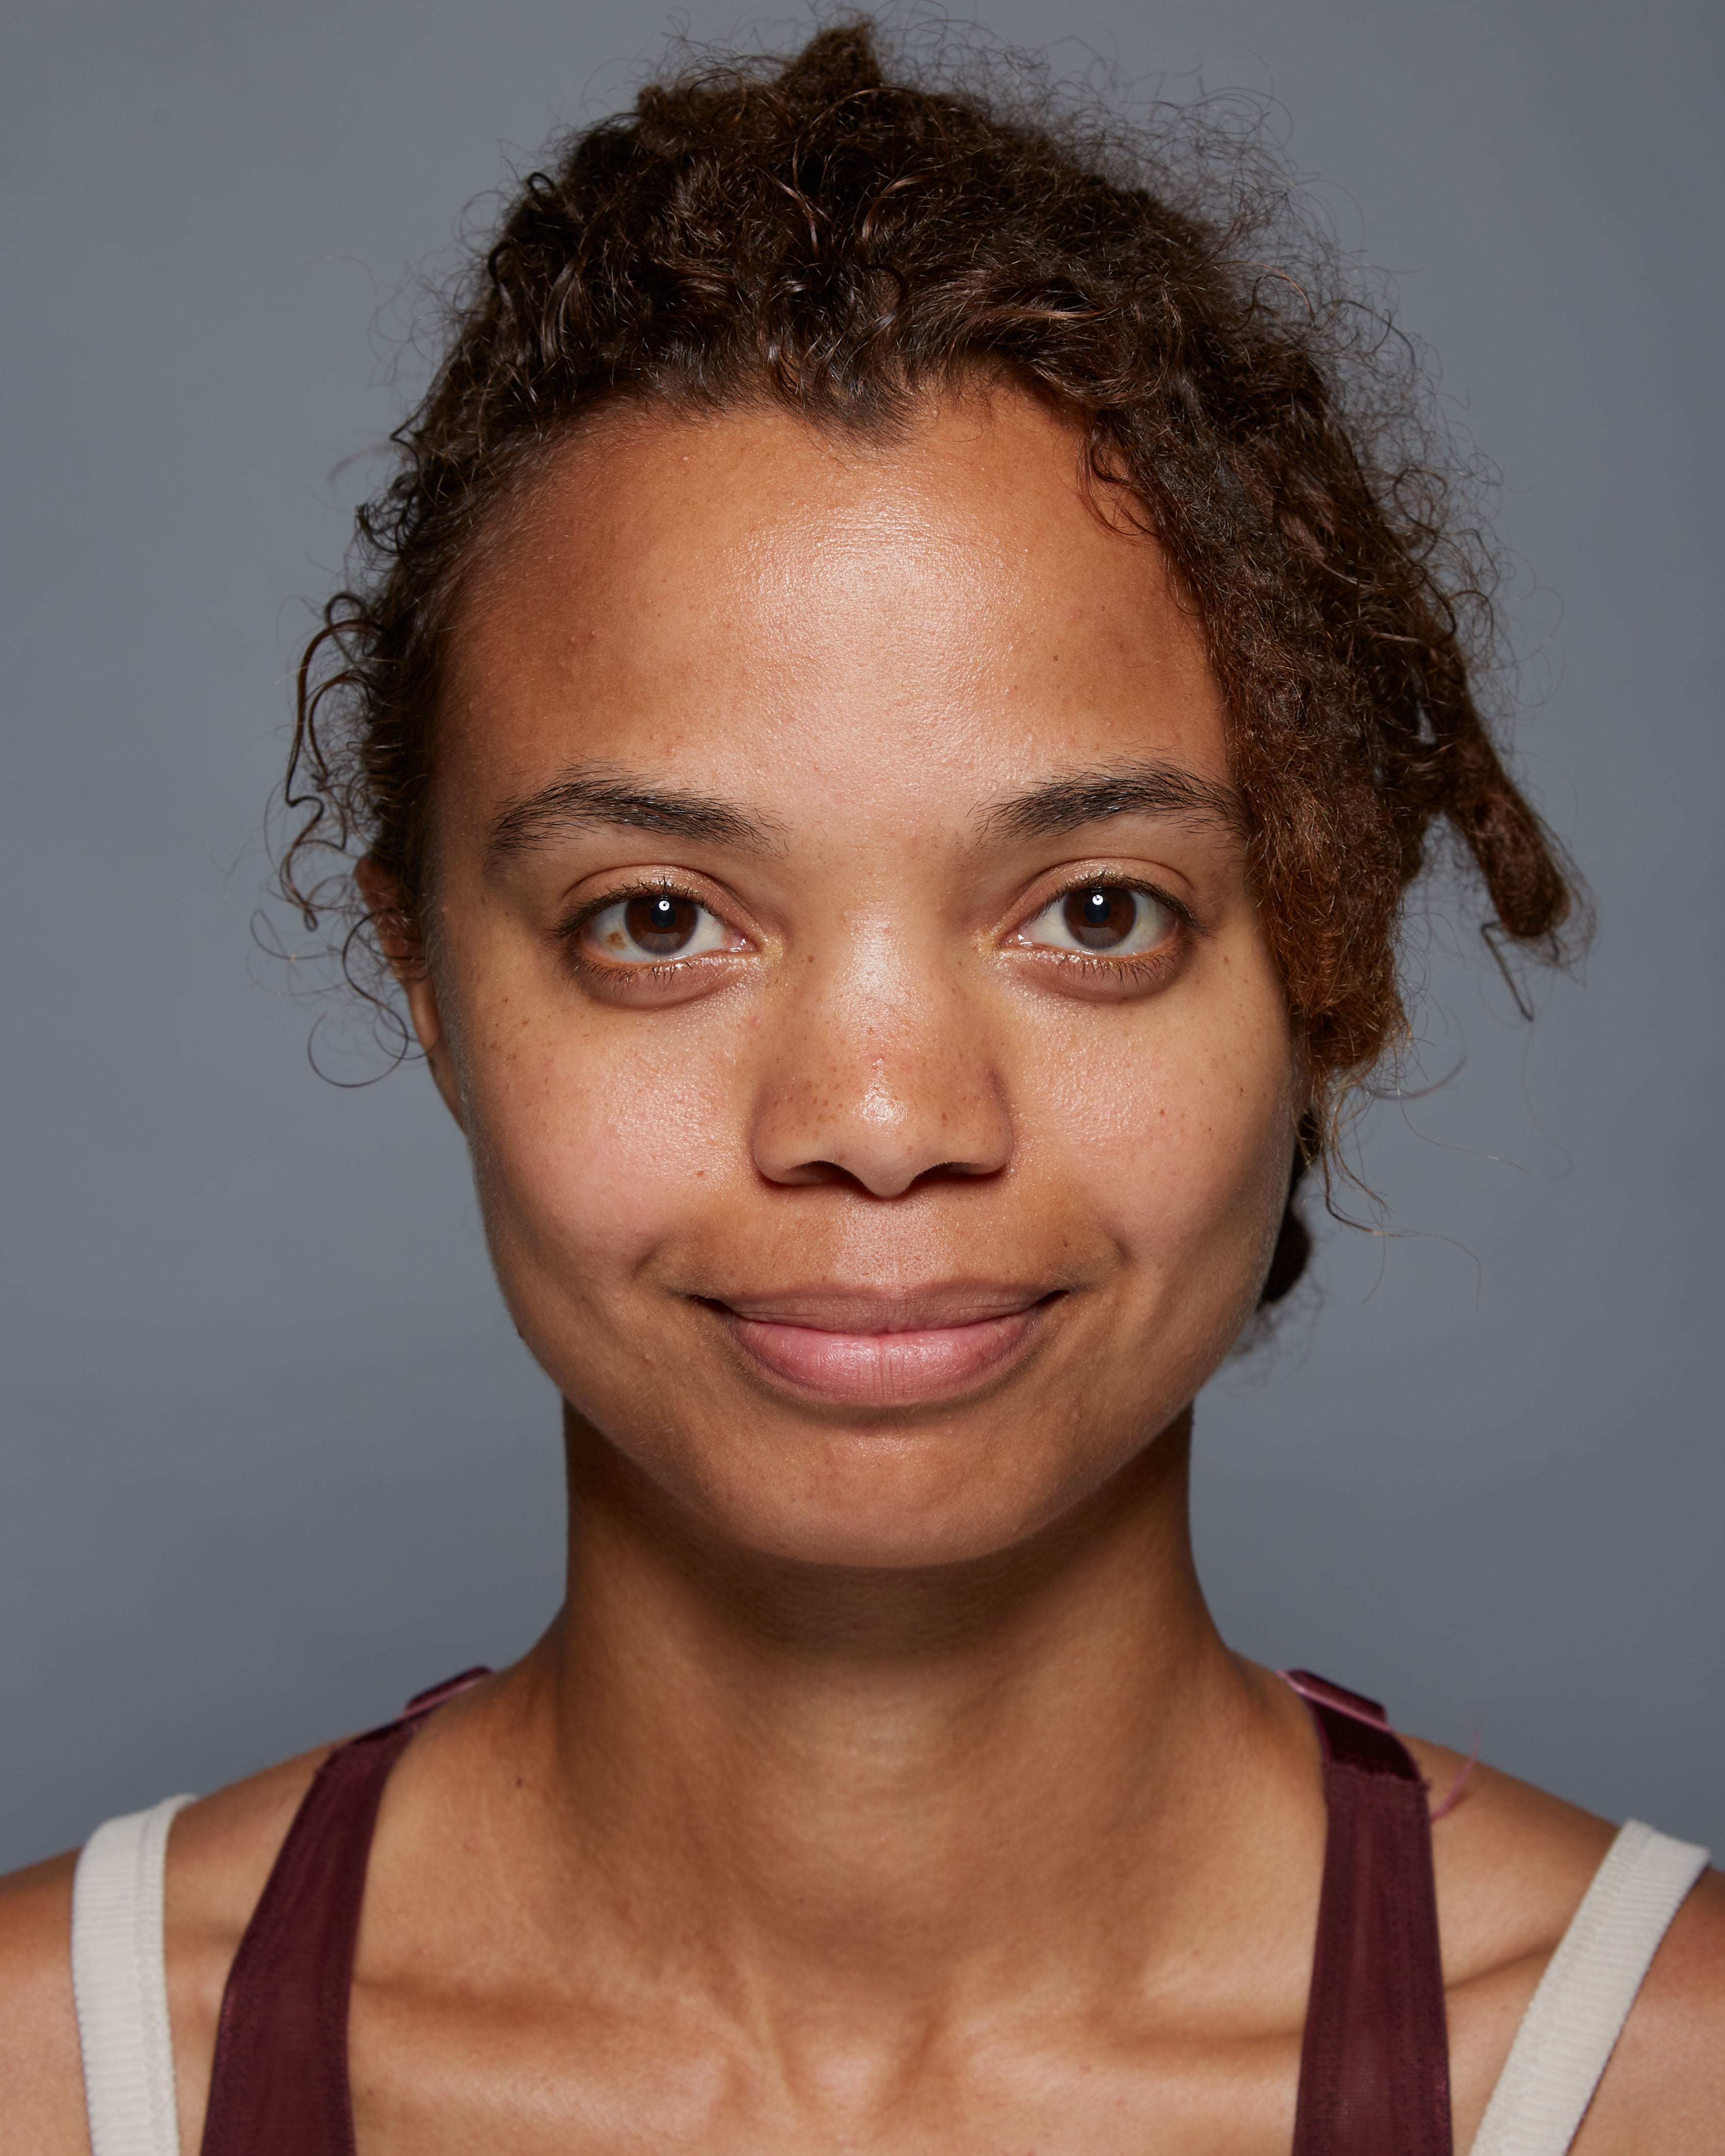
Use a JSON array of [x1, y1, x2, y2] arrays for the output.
[[749, 943, 1014, 1198]]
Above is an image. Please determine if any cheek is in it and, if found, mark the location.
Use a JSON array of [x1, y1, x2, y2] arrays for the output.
[[449, 989, 744, 1304], [1015, 968, 1294, 1302]]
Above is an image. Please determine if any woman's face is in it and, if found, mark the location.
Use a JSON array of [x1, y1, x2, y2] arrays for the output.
[[402, 391, 1298, 1568]]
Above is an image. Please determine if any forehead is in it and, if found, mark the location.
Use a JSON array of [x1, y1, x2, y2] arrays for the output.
[[437, 392, 1228, 822]]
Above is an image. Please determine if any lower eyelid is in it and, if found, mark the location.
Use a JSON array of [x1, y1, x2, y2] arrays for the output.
[[1029, 942, 1178, 971]]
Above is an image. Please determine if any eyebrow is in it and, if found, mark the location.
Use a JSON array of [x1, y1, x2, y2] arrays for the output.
[[485, 763, 781, 867], [982, 760, 1246, 843]]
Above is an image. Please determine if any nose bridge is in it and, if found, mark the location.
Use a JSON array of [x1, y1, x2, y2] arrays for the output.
[[749, 918, 1013, 1196]]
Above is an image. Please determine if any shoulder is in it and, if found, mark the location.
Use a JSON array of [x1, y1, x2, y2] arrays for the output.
[[165, 1740, 333, 1948], [162, 1744, 335, 2137], [0, 1848, 85, 2152], [1574, 1858, 1725, 2153], [1402, 1732, 1723, 2151], [0, 1744, 332, 2155]]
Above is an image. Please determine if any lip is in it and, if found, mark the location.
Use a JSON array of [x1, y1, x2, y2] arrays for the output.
[[703, 1284, 1059, 1408]]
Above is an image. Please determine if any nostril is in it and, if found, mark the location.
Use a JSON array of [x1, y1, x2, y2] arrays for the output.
[[914, 1158, 1003, 1186], [758, 1156, 1000, 1197], [764, 1158, 879, 1191], [797, 1160, 861, 1189]]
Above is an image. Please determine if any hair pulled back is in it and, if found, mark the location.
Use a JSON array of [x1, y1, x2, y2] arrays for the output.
[[282, 21, 1579, 1300]]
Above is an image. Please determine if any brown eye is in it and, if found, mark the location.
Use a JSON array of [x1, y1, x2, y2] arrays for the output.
[[624, 894, 698, 954], [1024, 883, 1175, 956], [1063, 887, 1138, 949], [583, 892, 731, 964]]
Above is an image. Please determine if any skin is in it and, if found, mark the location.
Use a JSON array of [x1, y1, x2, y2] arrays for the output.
[[0, 392, 1718, 2152]]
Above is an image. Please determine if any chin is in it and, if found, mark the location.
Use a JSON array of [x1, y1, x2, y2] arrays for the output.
[[682, 1419, 1146, 1573]]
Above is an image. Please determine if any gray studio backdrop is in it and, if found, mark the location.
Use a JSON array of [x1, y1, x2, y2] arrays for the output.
[[3, 0, 1720, 1870]]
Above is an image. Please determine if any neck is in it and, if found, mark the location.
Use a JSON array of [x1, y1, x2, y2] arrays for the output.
[[474, 1405, 1319, 2037]]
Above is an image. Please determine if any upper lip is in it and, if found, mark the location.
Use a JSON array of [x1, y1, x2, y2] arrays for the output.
[[704, 1284, 1058, 1332]]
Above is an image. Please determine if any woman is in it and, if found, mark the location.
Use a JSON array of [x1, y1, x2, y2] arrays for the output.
[[1, 24, 1717, 2153]]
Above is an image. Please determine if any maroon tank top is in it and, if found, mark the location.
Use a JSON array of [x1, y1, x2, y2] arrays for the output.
[[198, 1665, 1452, 2154]]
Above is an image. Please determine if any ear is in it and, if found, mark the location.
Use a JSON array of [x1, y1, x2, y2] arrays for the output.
[[354, 857, 464, 1128]]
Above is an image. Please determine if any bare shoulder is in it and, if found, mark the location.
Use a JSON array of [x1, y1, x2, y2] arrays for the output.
[[1575, 1861, 1725, 2153], [0, 1743, 331, 2156], [0, 1848, 86, 2153], [161, 1742, 335, 2141], [1406, 1734, 1623, 1964], [164, 1739, 333, 1948], [1402, 1732, 1722, 2150]]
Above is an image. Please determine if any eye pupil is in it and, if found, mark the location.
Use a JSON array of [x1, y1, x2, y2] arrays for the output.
[[1063, 886, 1138, 949], [623, 893, 699, 956]]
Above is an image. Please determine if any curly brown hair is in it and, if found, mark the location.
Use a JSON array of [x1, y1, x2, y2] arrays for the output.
[[281, 21, 1579, 1300]]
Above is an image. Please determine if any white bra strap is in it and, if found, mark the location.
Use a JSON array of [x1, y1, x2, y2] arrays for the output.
[[72, 1795, 198, 2156], [1469, 1819, 1710, 2156]]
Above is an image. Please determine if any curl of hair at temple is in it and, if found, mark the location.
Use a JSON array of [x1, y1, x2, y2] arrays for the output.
[[280, 23, 1583, 1295]]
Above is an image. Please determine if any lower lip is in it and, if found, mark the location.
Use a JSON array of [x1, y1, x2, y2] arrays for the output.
[[722, 1308, 1045, 1407]]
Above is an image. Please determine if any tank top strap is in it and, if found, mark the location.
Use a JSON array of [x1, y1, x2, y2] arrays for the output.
[[1283, 1669, 1454, 2155], [201, 1663, 1447, 2154], [198, 1668, 490, 2156]]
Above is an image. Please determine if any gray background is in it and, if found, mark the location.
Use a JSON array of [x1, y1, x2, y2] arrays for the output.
[[2, 0, 1720, 1873]]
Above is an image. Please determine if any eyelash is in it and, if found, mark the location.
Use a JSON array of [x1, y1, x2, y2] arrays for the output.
[[1039, 871, 1192, 923]]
